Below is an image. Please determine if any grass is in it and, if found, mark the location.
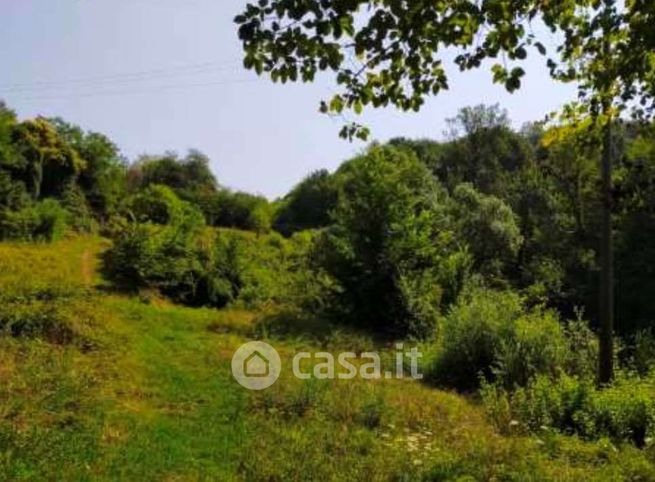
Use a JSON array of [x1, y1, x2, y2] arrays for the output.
[[0, 236, 654, 480]]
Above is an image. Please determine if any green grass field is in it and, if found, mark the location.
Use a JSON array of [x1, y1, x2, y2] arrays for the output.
[[0, 236, 654, 481]]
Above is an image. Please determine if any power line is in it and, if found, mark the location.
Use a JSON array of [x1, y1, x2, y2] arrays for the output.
[[5, 77, 262, 103], [0, 59, 244, 94]]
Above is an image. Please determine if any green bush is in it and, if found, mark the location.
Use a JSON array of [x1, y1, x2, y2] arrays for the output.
[[60, 181, 97, 233], [105, 222, 318, 310], [0, 199, 68, 242], [621, 329, 655, 376], [207, 229, 318, 309], [563, 316, 599, 379], [128, 184, 204, 229], [450, 183, 522, 282], [273, 169, 338, 236], [198, 189, 273, 233], [427, 289, 569, 390], [104, 222, 204, 302], [481, 372, 655, 447]]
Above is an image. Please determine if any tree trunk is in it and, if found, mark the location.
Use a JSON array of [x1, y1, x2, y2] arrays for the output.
[[598, 115, 614, 385]]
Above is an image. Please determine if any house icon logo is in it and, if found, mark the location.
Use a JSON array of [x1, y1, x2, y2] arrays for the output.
[[231, 341, 281, 390], [244, 350, 270, 377]]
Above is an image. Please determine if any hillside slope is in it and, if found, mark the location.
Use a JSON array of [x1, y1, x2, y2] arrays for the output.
[[0, 237, 653, 480]]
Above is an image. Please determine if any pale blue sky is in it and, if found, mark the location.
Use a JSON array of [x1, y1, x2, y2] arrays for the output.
[[0, 0, 576, 198]]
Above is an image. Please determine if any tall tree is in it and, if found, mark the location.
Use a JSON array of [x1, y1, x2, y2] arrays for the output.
[[235, 0, 655, 383]]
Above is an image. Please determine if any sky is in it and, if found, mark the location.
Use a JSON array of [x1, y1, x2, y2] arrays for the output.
[[0, 0, 577, 199]]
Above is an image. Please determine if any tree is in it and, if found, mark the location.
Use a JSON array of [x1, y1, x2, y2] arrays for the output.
[[128, 184, 205, 229], [313, 146, 463, 337], [274, 169, 338, 235], [50, 118, 126, 219], [0, 102, 28, 210], [129, 150, 217, 194], [443, 105, 531, 194], [450, 183, 523, 283], [12, 118, 84, 200], [235, 0, 655, 383]]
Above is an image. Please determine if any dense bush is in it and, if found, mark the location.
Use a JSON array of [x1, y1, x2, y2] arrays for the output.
[[60, 181, 96, 233], [426, 289, 570, 390], [128, 184, 205, 229], [274, 169, 338, 236], [0, 199, 68, 242], [481, 372, 655, 447], [128, 150, 217, 194], [105, 219, 317, 310], [213, 190, 272, 233], [208, 229, 316, 308], [103, 221, 205, 303]]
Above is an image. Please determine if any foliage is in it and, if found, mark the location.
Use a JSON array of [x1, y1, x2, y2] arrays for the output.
[[12, 117, 85, 200], [235, 1, 546, 139], [50, 118, 127, 219], [312, 146, 461, 337], [128, 150, 217, 194], [127, 184, 205, 229], [2, 238, 654, 480], [427, 289, 570, 390], [103, 221, 205, 304], [210, 189, 273, 233], [482, 372, 655, 448], [60, 181, 96, 233], [105, 223, 316, 310], [235, 0, 655, 384], [274, 169, 338, 236], [450, 183, 523, 282], [0, 199, 68, 242]]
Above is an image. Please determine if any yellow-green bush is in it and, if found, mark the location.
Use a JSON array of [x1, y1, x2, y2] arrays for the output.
[[481, 372, 655, 447], [105, 223, 319, 310], [426, 289, 570, 390], [0, 199, 68, 242]]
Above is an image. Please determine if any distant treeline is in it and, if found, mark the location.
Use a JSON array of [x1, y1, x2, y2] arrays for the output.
[[2, 101, 655, 337]]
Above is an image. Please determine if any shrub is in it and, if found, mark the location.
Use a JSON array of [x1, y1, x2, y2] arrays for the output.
[[482, 372, 655, 447], [563, 316, 599, 379], [0, 199, 68, 242], [494, 309, 568, 388], [200, 189, 272, 233], [623, 329, 655, 376], [60, 181, 96, 233], [129, 184, 204, 229], [427, 289, 569, 390], [104, 221, 204, 302], [207, 229, 318, 309], [273, 169, 338, 236], [105, 223, 318, 310]]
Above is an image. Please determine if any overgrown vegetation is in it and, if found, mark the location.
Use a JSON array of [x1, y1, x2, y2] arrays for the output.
[[5, 97, 655, 477], [1, 239, 654, 480]]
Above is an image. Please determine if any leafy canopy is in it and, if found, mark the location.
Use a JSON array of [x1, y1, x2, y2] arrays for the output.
[[236, 1, 655, 139]]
